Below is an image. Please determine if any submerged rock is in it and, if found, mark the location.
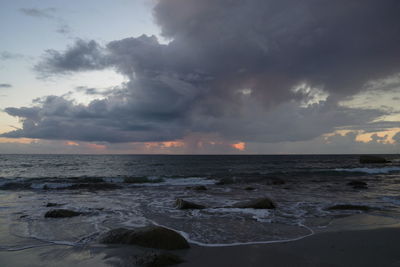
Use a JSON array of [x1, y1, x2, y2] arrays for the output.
[[347, 180, 368, 189], [327, 204, 371, 211], [175, 198, 205, 209], [44, 209, 83, 218], [233, 197, 276, 209], [359, 155, 390, 164], [99, 226, 190, 250], [135, 252, 184, 267]]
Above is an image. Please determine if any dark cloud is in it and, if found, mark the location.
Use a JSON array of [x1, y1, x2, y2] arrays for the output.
[[4, 0, 400, 145], [0, 83, 12, 88], [35, 40, 107, 76]]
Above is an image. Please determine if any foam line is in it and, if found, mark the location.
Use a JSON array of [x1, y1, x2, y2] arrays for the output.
[[149, 220, 315, 247]]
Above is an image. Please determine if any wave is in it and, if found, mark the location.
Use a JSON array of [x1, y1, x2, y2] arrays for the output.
[[0, 176, 216, 191], [333, 167, 400, 174]]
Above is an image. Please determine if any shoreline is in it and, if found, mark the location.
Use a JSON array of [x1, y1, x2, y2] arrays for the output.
[[180, 226, 400, 267], [1, 226, 400, 266]]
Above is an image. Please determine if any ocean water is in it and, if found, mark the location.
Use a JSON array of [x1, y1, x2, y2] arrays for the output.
[[1, 154, 400, 250]]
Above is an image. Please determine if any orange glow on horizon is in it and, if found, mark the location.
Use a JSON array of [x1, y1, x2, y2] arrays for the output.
[[86, 143, 107, 149], [0, 137, 37, 144], [65, 141, 80, 146], [144, 141, 185, 149], [231, 142, 246, 151]]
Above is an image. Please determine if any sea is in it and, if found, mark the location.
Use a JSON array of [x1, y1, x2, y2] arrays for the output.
[[1, 154, 400, 251]]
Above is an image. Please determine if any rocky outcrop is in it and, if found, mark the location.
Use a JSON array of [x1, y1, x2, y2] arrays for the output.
[[44, 209, 83, 218], [175, 198, 205, 209], [232, 197, 276, 209], [99, 226, 190, 250], [359, 155, 390, 164]]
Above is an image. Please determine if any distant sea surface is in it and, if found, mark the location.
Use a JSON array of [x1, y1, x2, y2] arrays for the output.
[[1, 154, 400, 249]]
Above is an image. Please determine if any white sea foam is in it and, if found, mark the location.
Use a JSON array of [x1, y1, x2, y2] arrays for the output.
[[135, 177, 216, 187], [206, 208, 271, 222], [150, 220, 315, 247]]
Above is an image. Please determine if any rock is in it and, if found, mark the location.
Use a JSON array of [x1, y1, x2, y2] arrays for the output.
[[99, 226, 190, 250], [175, 198, 205, 209], [45, 209, 83, 218], [135, 252, 184, 267], [192, 185, 207, 191], [359, 155, 390, 164], [216, 177, 235, 185], [244, 186, 255, 191], [347, 180, 368, 189], [327, 204, 371, 211], [232, 197, 276, 209], [45, 202, 63, 207], [271, 178, 285, 185]]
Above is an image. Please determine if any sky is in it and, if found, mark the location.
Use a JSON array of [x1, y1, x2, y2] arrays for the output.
[[1, 0, 400, 154]]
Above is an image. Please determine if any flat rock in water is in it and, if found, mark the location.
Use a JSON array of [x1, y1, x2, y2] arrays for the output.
[[99, 226, 190, 250], [327, 204, 371, 211], [44, 209, 83, 218], [233, 197, 276, 209], [359, 155, 390, 164], [175, 198, 205, 209]]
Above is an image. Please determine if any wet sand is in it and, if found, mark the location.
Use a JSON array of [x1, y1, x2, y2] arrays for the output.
[[181, 227, 400, 267], [1, 227, 400, 266]]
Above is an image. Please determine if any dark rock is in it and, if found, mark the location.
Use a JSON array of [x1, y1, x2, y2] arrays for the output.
[[347, 180, 368, 189], [44, 209, 83, 218], [327, 204, 371, 211], [175, 198, 205, 209], [99, 226, 190, 250], [232, 197, 276, 209], [359, 155, 390, 164], [45, 202, 63, 207], [216, 177, 235, 185], [244, 186, 255, 191], [135, 252, 184, 267], [192, 185, 207, 191], [271, 178, 286, 185]]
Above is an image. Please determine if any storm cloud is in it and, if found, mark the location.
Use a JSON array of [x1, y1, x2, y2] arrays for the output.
[[3, 0, 400, 145]]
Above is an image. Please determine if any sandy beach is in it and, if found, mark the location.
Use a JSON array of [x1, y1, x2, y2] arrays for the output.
[[0, 226, 399, 267], [181, 227, 400, 267]]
